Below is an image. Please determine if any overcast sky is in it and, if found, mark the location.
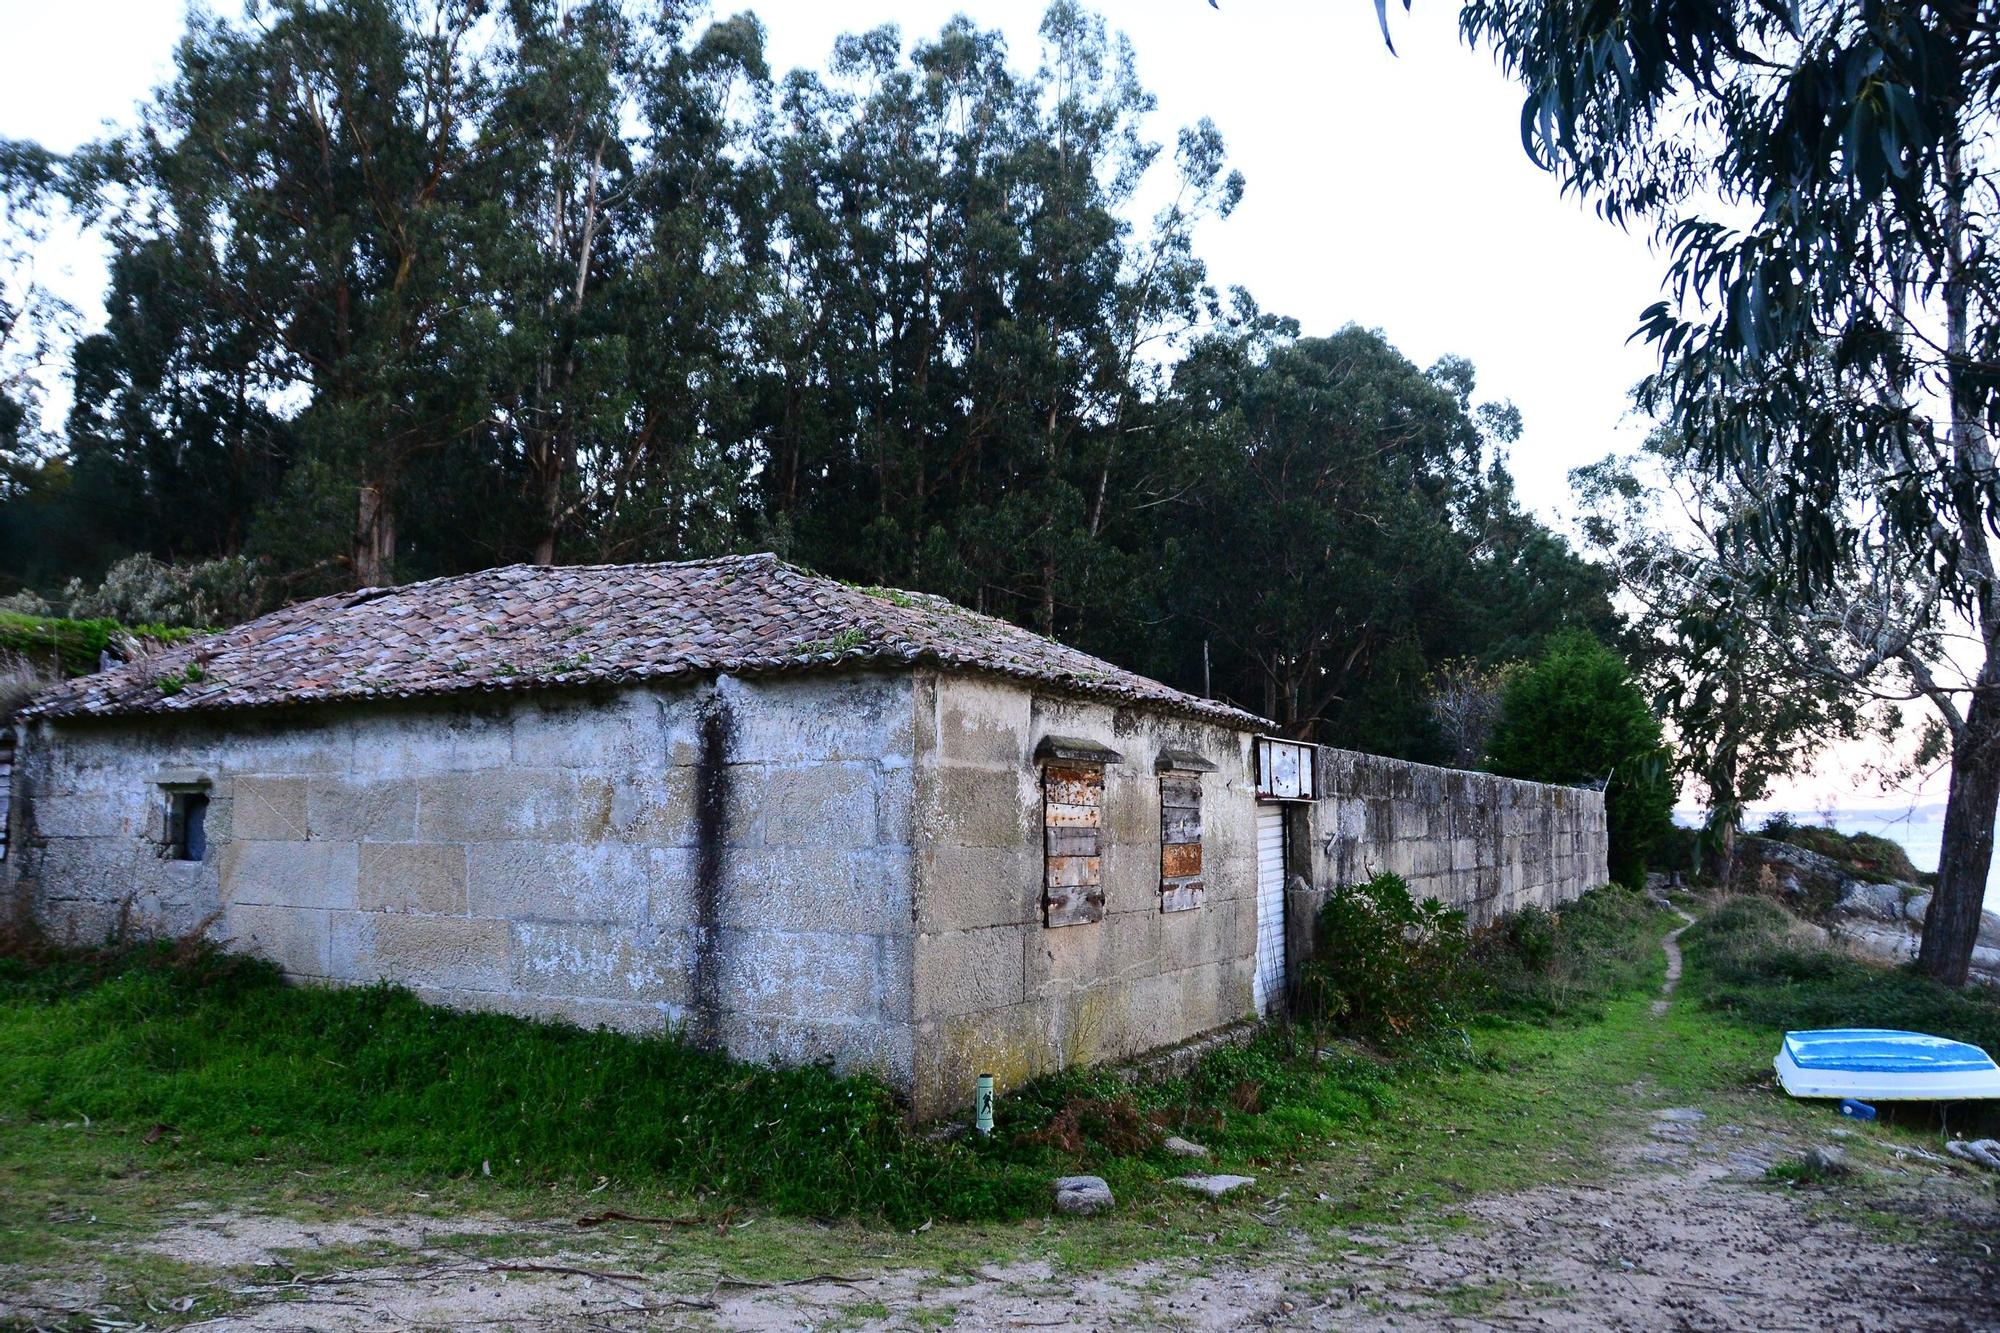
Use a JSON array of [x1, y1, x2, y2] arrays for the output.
[[5, 1, 1969, 853]]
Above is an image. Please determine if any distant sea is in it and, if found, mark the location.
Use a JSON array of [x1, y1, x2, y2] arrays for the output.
[[1684, 803, 2000, 914]]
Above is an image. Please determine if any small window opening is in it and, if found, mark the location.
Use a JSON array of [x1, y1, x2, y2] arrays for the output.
[[167, 791, 209, 862]]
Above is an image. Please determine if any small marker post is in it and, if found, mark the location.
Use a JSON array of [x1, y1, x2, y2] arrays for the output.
[[975, 1073, 995, 1137]]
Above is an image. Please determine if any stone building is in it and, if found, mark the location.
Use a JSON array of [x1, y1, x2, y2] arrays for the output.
[[3, 554, 1607, 1117]]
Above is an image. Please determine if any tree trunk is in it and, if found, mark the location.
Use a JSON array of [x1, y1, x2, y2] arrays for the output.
[[1919, 686, 2000, 986], [1926, 129, 1999, 987], [1713, 818, 1737, 891], [355, 480, 396, 588], [533, 457, 561, 565]]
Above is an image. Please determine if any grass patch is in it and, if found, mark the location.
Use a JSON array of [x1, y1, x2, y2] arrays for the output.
[[1470, 882, 1666, 1022], [0, 941, 1047, 1229], [1682, 896, 2000, 1055], [1682, 894, 2000, 1137], [0, 884, 1676, 1248], [0, 611, 201, 678]]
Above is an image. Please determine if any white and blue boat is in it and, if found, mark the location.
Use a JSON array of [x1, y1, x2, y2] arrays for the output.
[[1775, 1029, 2000, 1101]]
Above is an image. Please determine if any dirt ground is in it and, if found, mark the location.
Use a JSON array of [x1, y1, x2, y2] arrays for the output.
[[9, 917, 2000, 1331]]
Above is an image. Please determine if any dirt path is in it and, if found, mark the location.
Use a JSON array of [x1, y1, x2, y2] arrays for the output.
[[1652, 907, 1696, 1017], [25, 1112, 1984, 1332], [9, 915, 1998, 1331]]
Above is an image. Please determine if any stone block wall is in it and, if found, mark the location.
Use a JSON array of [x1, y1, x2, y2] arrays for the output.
[[1307, 746, 1608, 934], [6, 666, 1608, 1121], [5, 672, 920, 1086], [907, 672, 1259, 1116]]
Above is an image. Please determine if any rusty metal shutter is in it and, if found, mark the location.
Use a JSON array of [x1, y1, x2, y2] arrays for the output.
[[1043, 764, 1105, 926], [1159, 773, 1203, 912]]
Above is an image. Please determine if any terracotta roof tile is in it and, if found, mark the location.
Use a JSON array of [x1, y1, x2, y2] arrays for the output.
[[25, 554, 1267, 730]]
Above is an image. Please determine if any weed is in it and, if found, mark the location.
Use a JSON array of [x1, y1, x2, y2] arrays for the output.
[[792, 627, 869, 657], [152, 660, 207, 695], [1766, 1153, 1845, 1187]]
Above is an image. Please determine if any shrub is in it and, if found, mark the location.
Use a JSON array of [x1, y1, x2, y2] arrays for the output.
[[1469, 882, 1663, 1020], [64, 553, 263, 629], [1486, 630, 1674, 888], [1296, 872, 1470, 1046]]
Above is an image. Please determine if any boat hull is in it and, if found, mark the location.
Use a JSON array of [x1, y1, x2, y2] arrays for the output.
[[1774, 1029, 2000, 1101]]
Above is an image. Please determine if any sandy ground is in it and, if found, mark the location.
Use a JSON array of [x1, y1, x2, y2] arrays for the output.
[[15, 1108, 1990, 1332], [9, 918, 1999, 1331]]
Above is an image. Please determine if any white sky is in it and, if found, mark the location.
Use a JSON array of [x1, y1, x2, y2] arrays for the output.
[[0, 0, 1965, 845]]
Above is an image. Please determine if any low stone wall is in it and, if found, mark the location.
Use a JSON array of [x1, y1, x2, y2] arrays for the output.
[[1304, 747, 1608, 933]]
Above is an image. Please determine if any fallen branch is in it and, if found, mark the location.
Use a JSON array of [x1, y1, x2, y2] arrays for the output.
[[487, 1262, 648, 1283], [713, 1273, 873, 1292], [1945, 1139, 2000, 1173], [575, 1207, 730, 1229]]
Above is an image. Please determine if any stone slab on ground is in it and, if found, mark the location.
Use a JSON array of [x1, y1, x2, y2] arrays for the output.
[[1052, 1175, 1114, 1215], [1174, 1174, 1255, 1199]]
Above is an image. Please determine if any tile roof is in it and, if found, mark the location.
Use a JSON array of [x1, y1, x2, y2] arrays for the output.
[[24, 554, 1267, 730]]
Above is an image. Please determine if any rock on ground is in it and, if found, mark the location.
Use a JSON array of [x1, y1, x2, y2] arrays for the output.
[[1052, 1175, 1114, 1215], [1174, 1174, 1255, 1199]]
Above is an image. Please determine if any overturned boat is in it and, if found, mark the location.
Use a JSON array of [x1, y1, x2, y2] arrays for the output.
[[1775, 1029, 2000, 1101]]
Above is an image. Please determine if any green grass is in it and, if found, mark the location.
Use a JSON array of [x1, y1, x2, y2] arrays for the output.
[[1683, 896, 2000, 1055], [0, 885, 1678, 1243], [1681, 894, 2000, 1136], [0, 611, 201, 678], [0, 943, 1045, 1229], [12, 885, 1998, 1327]]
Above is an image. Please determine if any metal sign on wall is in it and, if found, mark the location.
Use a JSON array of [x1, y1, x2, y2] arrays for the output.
[[1255, 736, 1316, 802]]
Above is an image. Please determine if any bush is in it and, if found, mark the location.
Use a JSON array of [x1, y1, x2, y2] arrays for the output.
[[1651, 823, 1703, 882], [64, 553, 263, 629], [1296, 872, 1471, 1046], [1486, 630, 1674, 888]]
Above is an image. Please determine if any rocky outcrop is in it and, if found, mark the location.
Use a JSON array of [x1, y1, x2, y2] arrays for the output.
[[1735, 835, 2000, 988]]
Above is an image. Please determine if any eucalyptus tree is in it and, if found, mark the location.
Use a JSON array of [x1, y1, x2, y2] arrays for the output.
[[481, 2, 768, 566], [755, 4, 1238, 639], [1572, 440, 1867, 885], [82, 0, 507, 589], [1428, 1, 2000, 983], [0, 142, 69, 475]]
